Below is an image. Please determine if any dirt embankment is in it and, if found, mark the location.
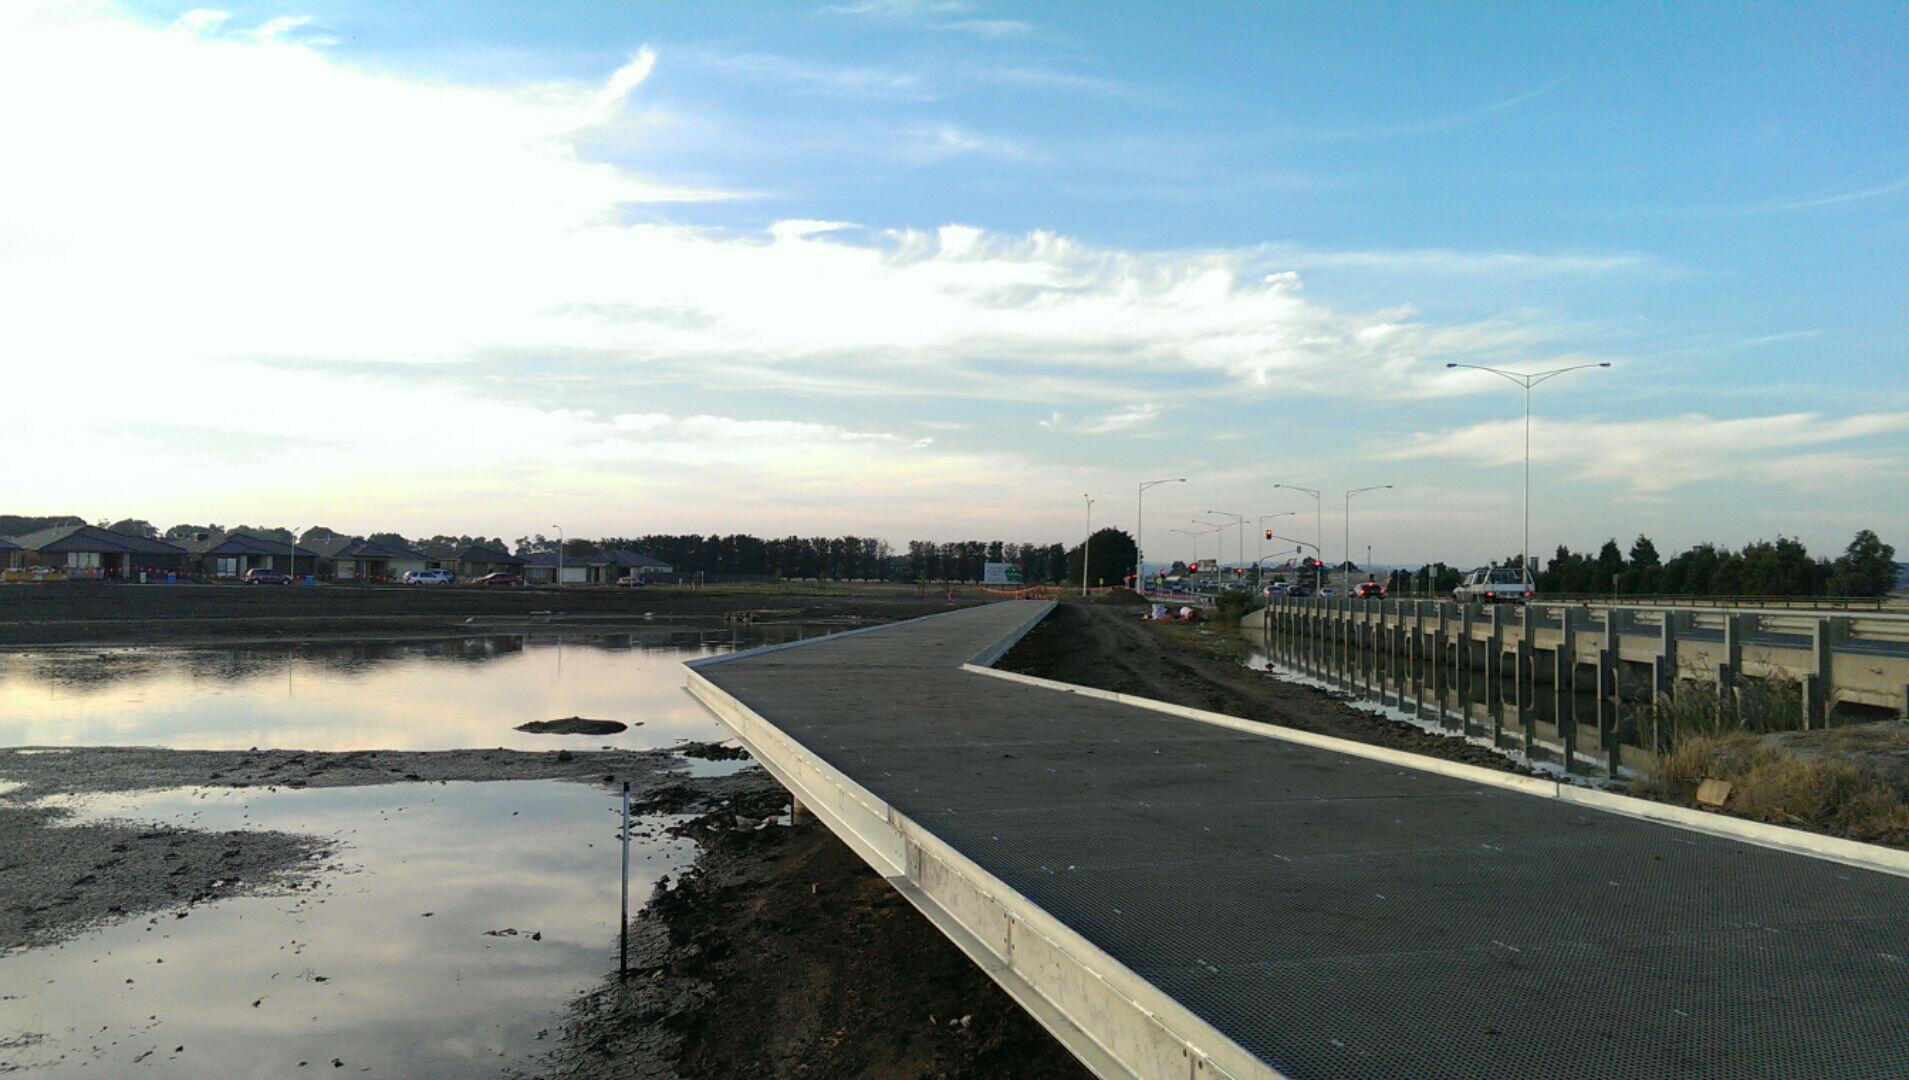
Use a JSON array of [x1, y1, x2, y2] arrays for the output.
[[999, 601, 1522, 772], [0, 746, 747, 954], [0, 582, 986, 648], [543, 778, 1089, 1080]]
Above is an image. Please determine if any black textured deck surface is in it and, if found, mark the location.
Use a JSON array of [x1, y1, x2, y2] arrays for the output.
[[696, 602, 1909, 1079]]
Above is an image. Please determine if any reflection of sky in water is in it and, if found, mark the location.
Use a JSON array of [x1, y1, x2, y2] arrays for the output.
[[0, 781, 697, 1078], [0, 625, 813, 750]]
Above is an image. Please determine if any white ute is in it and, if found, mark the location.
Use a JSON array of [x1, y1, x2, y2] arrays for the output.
[[1453, 566, 1534, 604]]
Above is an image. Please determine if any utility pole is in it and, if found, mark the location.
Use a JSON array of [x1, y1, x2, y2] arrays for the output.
[[553, 524, 564, 586], [1446, 362, 1611, 582], [1343, 485, 1392, 592], [1136, 478, 1186, 593], [1081, 495, 1095, 596]]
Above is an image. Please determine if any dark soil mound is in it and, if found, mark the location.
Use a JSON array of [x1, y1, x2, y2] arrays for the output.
[[517, 717, 629, 735]]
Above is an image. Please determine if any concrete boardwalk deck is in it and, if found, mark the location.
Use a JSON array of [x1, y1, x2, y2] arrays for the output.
[[688, 601, 1909, 1079]]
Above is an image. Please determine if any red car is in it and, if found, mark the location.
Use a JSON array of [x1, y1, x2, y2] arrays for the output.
[[474, 572, 522, 586], [1354, 580, 1386, 599]]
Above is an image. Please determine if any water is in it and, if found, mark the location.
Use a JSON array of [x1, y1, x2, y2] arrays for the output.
[[0, 625, 813, 751], [0, 622, 807, 1075], [0, 781, 696, 1077]]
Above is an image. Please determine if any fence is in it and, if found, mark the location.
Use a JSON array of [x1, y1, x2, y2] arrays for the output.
[[1246, 596, 1909, 778]]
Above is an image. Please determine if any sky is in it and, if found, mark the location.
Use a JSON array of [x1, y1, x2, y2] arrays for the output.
[[2, 0, 1904, 568]]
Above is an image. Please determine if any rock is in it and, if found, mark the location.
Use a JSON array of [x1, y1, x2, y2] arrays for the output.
[[556, 749, 574, 763]]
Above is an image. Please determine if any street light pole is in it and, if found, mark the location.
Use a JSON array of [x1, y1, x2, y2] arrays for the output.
[[1272, 483, 1322, 588], [1446, 362, 1611, 581], [1204, 511, 1247, 580], [1257, 512, 1294, 590], [553, 524, 564, 587], [1343, 484, 1393, 591], [1081, 495, 1095, 596], [1136, 477, 1186, 593]]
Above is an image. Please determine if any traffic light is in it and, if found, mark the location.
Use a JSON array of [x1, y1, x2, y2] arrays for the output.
[[1263, 529, 1272, 540]]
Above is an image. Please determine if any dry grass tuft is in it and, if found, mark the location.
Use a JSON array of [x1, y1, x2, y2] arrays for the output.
[[1648, 732, 1909, 846]]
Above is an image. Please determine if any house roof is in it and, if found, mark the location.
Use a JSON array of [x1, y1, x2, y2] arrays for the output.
[[172, 530, 318, 558], [523, 548, 670, 569], [0, 536, 18, 550], [304, 536, 419, 561], [455, 544, 524, 566], [8, 525, 186, 556]]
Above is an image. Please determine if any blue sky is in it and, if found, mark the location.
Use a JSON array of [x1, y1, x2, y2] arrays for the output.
[[5, 1, 1905, 566]]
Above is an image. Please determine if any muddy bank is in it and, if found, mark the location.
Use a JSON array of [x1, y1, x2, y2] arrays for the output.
[[0, 582, 985, 648], [541, 776, 1088, 1080], [999, 601, 1524, 773], [0, 746, 749, 954]]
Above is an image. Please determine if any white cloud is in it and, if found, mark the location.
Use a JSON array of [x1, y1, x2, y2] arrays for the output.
[[1383, 412, 1909, 493]]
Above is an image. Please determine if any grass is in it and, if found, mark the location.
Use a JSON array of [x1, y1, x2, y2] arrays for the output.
[[1643, 675, 1804, 746], [1647, 732, 1909, 846]]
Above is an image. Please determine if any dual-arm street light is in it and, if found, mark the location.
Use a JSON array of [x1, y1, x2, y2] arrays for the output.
[[1205, 511, 1247, 576], [1343, 484, 1393, 591], [1445, 361, 1612, 581], [1271, 483, 1322, 573], [1135, 477, 1186, 591]]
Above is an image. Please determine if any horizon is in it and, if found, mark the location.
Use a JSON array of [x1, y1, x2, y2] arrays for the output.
[[4, 2, 1904, 567]]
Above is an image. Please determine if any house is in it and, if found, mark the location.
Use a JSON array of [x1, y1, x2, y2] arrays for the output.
[[7, 524, 188, 580], [451, 544, 525, 579], [0, 535, 19, 571], [522, 548, 673, 585], [304, 536, 423, 582], [173, 530, 319, 579]]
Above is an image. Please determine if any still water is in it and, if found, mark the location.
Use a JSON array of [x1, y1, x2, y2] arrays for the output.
[[0, 622, 810, 1075], [0, 781, 695, 1078], [0, 625, 815, 751]]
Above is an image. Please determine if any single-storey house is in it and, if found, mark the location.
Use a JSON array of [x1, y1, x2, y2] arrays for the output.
[[0, 535, 20, 571], [173, 530, 319, 579], [452, 544, 525, 578], [522, 548, 673, 585], [7, 525, 188, 580], [305, 536, 423, 582]]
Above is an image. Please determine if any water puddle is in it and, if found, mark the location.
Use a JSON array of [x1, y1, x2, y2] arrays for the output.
[[0, 780, 693, 1077], [0, 626, 811, 751]]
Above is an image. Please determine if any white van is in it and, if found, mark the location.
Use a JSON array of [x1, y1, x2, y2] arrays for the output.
[[1453, 567, 1534, 604], [403, 569, 455, 586]]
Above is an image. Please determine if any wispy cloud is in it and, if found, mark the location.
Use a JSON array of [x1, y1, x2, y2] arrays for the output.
[[681, 49, 931, 100], [1273, 79, 1563, 141], [1740, 329, 1823, 347], [938, 18, 1033, 36], [1734, 172, 1909, 215], [904, 123, 1044, 163], [1265, 245, 1655, 277], [1039, 403, 1164, 434], [1382, 412, 1909, 493]]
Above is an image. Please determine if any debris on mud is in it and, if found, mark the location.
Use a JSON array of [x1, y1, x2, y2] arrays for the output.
[[517, 717, 630, 735]]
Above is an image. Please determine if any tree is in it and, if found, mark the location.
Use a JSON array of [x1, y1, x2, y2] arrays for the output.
[[106, 518, 158, 539], [1827, 529, 1898, 597], [1065, 528, 1137, 590]]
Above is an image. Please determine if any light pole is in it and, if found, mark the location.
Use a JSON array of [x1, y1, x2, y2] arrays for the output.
[[1343, 484, 1392, 591], [1446, 361, 1611, 582], [1271, 483, 1322, 581], [1257, 512, 1295, 589], [1268, 532, 1321, 589], [553, 524, 564, 586], [1169, 528, 1202, 574], [1136, 477, 1186, 592], [1081, 495, 1095, 596], [1205, 511, 1247, 581]]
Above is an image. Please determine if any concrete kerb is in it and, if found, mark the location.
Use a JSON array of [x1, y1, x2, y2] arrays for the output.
[[684, 662, 1277, 1080], [965, 608, 1909, 881]]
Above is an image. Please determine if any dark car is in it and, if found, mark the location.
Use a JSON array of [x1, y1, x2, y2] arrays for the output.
[[474, 572, 522, 587], [244, 568, 292, 585], [1354, 580, 1387, 599], [1287, 585, 1312, 598]]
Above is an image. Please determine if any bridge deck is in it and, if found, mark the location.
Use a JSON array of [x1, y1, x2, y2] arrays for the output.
[[689, 601, 1909, 1079]]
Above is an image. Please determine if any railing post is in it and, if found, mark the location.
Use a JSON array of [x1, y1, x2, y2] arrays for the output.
[[1553, 607, 1577, 773], [1410, 602, 1426, 721], [1651, 612, 1680, 755], [1598, 610, 1620, 776], [1516, 605, 1535, 758], [1432, 604, 1451, 731], [1486, 606, 1505, 747]]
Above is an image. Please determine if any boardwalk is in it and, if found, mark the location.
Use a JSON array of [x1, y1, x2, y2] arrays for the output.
[[687, 601, 1909, 1079]]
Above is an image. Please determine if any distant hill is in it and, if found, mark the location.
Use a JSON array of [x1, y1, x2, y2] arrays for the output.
[[0, 514, 86, 538]]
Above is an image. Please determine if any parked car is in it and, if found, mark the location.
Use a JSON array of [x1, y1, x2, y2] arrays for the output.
[[1287, 585, 1312, 598], [1453, 567, 1535, 604], [403, 569, 455, 586], [473, 572, 522, 587], [243, 568, 292, 585], [1354, 580, 1387, 599], [615, 575, 647, 588]]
